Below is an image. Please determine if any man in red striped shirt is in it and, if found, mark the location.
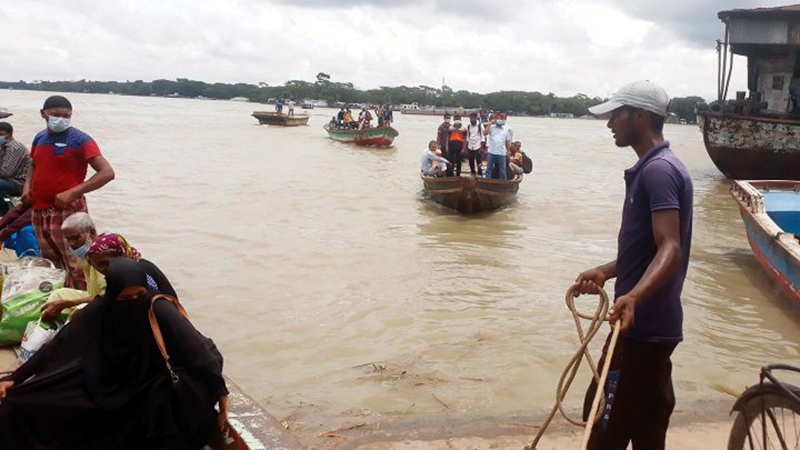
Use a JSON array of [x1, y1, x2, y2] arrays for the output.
[[21, 95, 115, 289]]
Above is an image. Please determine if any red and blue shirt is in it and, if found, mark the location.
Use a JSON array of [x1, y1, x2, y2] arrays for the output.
[[30, 127, 101, 209]]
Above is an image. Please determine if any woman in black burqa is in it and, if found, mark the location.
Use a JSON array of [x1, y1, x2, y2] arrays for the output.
[[0, 258, 229, 449]]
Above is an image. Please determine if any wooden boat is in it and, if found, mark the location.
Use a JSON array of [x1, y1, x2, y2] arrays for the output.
[[421, 174, 522, 214], [698, 6, 800, 179], [251, 111, 309, 126], [323, 124, 398, 147], [0, 109, 12, 119], [731, 180, 800, 304]]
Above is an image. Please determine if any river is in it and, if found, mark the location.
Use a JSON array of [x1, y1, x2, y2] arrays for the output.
[[2, 90, 799, 445]]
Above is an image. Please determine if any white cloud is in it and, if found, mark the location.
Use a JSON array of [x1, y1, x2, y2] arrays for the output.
[[0, 0, 778, 100]]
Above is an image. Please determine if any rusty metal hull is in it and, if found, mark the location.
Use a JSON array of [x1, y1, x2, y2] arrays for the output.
[[699, 112, 800, 180], [421, 174, 522, 214]]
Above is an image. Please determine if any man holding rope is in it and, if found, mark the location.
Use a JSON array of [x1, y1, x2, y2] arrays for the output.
[[574, 81, 693, 450]]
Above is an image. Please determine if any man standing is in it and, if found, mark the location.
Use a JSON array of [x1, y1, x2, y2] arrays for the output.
[[574, 81, 693, 450], [466, 113, 484, 176], [482, 112, 512, 179], [0, 122, 32, 213], [287, 99, 295, 116], [436, 113, 451, 154], [22, 95, 115, 290]]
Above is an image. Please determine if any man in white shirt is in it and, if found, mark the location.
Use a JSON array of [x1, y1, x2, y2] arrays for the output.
[[466, 113, 484, 176], [287, 99, 295, 116], [420, 140, 452, 177], [482, 112, 512, 179]]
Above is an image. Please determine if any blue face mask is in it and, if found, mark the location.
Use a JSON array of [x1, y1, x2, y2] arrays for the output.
[[496, 120, 507, 126], [48, 116, 71, 133], [71, 243, 90, 258], [0, 137, 6, 146]]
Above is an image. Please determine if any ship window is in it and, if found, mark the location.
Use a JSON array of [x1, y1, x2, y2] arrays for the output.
[[772, 75, 785, 90]]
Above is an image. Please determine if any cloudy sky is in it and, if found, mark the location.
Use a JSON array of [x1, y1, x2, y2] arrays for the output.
[[1, 0, 784, 99]]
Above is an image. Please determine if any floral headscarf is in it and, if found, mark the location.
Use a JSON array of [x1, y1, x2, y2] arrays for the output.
[[87, 233, 142, 261]]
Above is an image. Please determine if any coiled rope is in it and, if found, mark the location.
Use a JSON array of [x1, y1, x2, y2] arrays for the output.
[[524, 284, 621, 450]]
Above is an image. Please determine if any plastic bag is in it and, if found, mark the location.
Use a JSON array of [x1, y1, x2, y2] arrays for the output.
[[0, 258, 65, 345], [18, 319, 62, 365]]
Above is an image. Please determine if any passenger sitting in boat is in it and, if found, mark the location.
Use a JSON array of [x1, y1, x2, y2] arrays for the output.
[[359, 108, 373, 129], [0, 259, 230, 449], [41, 223, 177, 322], [447, 115, 467, 177], [329, 116, 338, 128], [508, 141, 524, 178], [0, 122, 31, 214], [421, 140, 452, 177]]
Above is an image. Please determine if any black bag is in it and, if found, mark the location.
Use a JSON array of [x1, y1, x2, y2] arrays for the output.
[[522, 152, 533, 174]]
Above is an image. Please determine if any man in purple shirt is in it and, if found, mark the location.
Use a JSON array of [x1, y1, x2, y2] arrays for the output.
[[574, 80, 693, 450]]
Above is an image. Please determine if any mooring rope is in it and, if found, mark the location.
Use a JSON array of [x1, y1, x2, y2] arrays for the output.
[[524, 284, 622, 450]]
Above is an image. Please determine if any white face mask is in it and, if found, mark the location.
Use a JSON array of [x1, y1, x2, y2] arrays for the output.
[[48, 116, 71, 133]]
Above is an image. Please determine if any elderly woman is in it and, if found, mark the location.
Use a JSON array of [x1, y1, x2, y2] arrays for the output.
[[42, 215, 175, 321], [0, 258, 228, 449]]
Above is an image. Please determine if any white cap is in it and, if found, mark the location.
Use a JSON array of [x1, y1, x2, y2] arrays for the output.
[[588, 80, 670, 117]]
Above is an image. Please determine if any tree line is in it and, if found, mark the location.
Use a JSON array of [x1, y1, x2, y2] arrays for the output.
[[0, 73, 705, 120]]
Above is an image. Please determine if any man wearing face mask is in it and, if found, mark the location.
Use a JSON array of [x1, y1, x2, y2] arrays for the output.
[[0, 122, 31, 213], [436, 113, 451, 154], [22, 95, 115, 290], [483, 112, 513, 179]]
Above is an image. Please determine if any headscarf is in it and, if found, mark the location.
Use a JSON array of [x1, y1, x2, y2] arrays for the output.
[[88, 233, 141, 260]]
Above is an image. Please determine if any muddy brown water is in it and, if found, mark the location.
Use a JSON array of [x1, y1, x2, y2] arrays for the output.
[[3, 90, 799, 445]]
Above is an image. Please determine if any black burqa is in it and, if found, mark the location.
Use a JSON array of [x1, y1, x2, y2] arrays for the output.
[[0, 258, 228, 449]]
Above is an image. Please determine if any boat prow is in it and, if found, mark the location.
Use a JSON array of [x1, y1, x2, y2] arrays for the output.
[[323, 124, 399, 147], [731, 180, 800, 303], [252, 111, 310, 126], [421, 174, 522, 214]]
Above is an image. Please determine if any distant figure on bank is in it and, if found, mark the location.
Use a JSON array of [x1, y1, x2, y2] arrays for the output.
[[447, 115, 467, 177], [287, 99, 295, 116], [421, 140, 452, 177], [466, 113, 484, 176], [22, 95, 115, 290], [483, 112, 512, 179], [0, 122, 32, 214], [574, 81, 693, 450], [275, 98, 283, 114], [437, 113, 451, 152], [0, 259, 229, 449]]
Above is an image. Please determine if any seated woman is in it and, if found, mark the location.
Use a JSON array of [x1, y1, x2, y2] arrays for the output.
[[42, 227, 176, 321], [0, 258, 229, 449]]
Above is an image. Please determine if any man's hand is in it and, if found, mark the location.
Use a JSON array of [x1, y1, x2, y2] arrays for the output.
[[0, 380, 14, 399], [217, 395, 230, 430], [21, 187, 33, 206], [54, 190, 79, 209], [609, 294, 637, 331], [574, 268, 607, 295], [41, 300, 72, 322]]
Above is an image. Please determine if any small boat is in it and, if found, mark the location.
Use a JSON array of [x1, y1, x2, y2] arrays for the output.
[[697, 6, 800, 179], [323, 124, 399, 147], [0, 109, 12, 119], [251, 111, 309, 126], [421, 174, 522, 214], [731, 180, 800, 304]]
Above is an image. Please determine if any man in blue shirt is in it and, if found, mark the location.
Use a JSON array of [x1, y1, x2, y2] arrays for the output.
[[575, 80, 693, 450]]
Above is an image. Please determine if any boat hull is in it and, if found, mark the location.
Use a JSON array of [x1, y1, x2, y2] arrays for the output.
[[252, 111, 309, 126], [421, 175, 522, 214], [0, 112, 11, 119], [731, 181, 800, 304], [700, 112, 800, 180], [324, 125, 398, 147]]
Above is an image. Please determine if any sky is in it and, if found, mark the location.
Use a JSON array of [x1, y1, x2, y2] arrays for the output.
[[0, 0, 786, 100]]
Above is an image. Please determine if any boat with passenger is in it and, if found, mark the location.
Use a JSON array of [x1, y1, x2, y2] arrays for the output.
[[251, 111, 309, 126], [731, 180, 800, 304], [421, 174, 522, 214], [323, 124, 399, 147]]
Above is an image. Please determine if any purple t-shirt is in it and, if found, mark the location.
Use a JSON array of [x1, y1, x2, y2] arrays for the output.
[[615, 142, 693, 343]]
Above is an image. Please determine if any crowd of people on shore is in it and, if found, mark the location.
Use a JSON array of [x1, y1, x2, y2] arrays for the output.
[[329, 104, 394, 130], [421, 111, 531, 179], [0, 96, 233, 449]]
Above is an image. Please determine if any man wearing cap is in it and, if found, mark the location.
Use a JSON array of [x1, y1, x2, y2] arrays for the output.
[[21, 95, 115, 290], [574, 81, 693, 449]]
